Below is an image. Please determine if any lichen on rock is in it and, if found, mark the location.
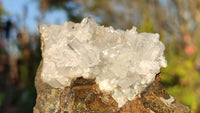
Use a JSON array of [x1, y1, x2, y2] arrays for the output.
[[39, 17, 167, 108]]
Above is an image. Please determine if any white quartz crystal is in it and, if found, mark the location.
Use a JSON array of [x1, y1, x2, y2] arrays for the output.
[[39, 17, 167, 108]]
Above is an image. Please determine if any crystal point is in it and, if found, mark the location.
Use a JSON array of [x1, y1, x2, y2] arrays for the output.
[[39, 17, 167, 108]]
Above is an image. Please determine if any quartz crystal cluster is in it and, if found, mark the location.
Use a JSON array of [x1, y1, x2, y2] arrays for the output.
[[39, 17, 167, 108]]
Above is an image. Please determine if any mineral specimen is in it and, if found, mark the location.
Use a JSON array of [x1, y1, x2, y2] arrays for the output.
[[39, 17, 167, 108]]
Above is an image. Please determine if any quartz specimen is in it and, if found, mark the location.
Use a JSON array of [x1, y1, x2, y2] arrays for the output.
[[39, 17, 167, 108]]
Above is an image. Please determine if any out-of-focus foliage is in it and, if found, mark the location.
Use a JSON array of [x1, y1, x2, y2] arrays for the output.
[[40, 0, 200, 112], [1, 0, 200, 113], [161, 41, 200, 112], [0, 1, 41, 112], [39, 0, 82, 22]]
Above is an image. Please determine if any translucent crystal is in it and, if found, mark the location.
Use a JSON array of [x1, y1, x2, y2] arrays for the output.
[[39, 17, 167, 108]]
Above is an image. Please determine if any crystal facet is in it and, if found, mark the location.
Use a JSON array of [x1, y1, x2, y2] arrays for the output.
[[39, 17, 167, 108]]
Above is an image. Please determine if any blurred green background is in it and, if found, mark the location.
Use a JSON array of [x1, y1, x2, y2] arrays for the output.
[[0, 0, 200, 113]]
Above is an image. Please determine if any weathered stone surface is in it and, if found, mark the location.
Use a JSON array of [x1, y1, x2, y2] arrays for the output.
[[34, 62, 190, 113]]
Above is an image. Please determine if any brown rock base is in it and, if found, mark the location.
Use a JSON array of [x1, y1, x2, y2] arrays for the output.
[[33, 62, 190, 113]]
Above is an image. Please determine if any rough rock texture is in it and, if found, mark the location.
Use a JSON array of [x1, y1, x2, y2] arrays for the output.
[[33, 62, 190, 113]]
